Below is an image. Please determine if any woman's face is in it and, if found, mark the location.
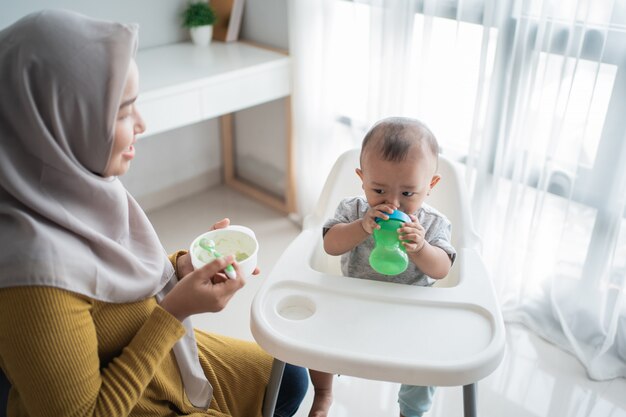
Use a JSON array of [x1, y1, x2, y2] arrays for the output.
[[103, 60, 145, 177]]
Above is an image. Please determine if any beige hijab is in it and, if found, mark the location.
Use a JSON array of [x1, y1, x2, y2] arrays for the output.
[[0, 9, 211, 408]]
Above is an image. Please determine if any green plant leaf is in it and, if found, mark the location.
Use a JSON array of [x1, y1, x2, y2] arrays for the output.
[[182, 2, 217, 28]]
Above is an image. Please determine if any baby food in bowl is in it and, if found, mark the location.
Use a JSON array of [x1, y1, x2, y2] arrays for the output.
[[190, 225, 259, 279]]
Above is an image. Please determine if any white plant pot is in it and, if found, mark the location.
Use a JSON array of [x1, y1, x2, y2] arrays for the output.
[[190, 25, 213, 46]]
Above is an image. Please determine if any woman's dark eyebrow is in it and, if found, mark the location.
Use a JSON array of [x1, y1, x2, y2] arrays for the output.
[[119, 96, 137, 109]]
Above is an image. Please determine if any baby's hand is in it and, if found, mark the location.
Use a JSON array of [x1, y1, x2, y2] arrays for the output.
[[360, 204, 396, 235], [399, 214, 426, 253]]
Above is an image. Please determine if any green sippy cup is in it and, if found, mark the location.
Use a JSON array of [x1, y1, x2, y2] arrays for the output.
[[369, 209, 411, 275]]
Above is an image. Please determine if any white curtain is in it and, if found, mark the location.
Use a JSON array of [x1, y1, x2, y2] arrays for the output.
[[288, 0, 626, 380]]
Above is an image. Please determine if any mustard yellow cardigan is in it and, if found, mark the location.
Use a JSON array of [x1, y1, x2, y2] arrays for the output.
[[0, 253, 272, 416]]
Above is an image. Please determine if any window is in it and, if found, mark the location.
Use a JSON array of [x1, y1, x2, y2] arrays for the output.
[[329, 0, 626, 207]]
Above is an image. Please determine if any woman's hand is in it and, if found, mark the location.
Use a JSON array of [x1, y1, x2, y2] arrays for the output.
[[160, 256, 245, 321], [210, 217, 230, 231]]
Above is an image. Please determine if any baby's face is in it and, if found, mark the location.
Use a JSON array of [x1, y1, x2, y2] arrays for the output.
[[357, 146, 439, 215]]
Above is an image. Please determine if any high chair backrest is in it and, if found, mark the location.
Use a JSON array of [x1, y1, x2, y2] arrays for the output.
[[305, 148, 479, 287]]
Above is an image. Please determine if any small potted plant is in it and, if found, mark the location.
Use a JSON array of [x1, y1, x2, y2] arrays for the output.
[[182, 1, 217, 46]]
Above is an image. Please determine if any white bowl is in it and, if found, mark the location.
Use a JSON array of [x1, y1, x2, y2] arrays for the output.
[[189, 225, 259, 279]]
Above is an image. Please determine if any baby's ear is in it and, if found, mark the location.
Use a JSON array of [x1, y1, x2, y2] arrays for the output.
[[429, 174, 441, 189], [355, 168, 365, 190]]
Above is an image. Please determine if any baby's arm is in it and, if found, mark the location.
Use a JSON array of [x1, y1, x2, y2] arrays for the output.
[[400, 214, 452, 279], [323, 221, 369, 255], [324, 204, 395, 255]]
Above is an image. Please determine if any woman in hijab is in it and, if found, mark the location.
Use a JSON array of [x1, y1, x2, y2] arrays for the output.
[[0, 9, 307, 417]]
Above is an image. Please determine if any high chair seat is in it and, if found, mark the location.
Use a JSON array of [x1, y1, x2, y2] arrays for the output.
[[251, 148, 505, 416]]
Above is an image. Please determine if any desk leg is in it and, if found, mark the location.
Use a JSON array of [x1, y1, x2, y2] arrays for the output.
[[219, 98, 296, 214], [262, 359, 285, 417], [463, 383, 477, 417]]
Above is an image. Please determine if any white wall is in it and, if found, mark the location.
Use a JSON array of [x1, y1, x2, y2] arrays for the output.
[[1, 0, 291, 211], [241, 0, 289, 50], [0, 0, 189, 49]]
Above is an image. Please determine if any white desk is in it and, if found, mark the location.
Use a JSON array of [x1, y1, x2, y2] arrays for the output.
[[136, 42, 295, 213]]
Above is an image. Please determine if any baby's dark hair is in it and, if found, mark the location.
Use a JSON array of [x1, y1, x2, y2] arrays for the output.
[[360, 117, 439, 168]]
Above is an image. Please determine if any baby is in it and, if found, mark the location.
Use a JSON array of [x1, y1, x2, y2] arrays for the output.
[[308, 117, 456, 417]]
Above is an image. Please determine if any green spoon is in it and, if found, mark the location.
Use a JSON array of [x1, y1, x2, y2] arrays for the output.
[[199, 238, 237, 279]]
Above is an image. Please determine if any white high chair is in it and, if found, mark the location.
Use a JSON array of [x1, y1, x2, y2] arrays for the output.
[[251, 149, 505, 417]]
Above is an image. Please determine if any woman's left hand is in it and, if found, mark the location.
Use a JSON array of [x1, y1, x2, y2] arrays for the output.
[[176, 217, 260, 277]]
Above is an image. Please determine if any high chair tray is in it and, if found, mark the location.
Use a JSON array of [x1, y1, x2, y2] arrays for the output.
[[251, 229, 506, 387]]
